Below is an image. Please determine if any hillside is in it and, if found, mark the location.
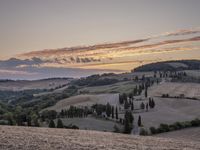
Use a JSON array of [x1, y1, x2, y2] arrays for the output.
[[133, 60, 200, 72], [0, 78, 72, 91], [0, 126, 200, 150]]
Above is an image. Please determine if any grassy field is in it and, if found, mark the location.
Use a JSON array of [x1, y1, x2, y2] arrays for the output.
[[127, 82, 200, 130], [54, 117, 123, 132], [45, 93, 119, 112], [148, 82, 200, 98], [130, 97, 200, 129], [79, 81, 138, 94], [0, 125, 200, 150], [0, 78, 71, 91]]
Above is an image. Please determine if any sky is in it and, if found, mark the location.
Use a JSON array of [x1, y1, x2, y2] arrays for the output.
[[0, 0, 200, 79]]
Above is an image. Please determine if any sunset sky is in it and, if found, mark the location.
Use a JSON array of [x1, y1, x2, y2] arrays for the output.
[[0, 0, 200, 79]]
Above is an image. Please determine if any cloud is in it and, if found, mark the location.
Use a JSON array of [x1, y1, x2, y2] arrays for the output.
[[0, 57, 122, 80], [122, 36, 200, 52], [0, 57, 47, 69], [19, 39, 149, 58], [1, 27, 200, 79]]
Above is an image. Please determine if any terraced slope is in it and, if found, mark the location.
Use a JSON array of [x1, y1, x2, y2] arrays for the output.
[[0, 126, 200, 150]]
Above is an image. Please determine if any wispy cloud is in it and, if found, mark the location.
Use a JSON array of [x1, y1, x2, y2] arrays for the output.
[[163, 27, 200, 37], [1, 27, 200, 79]]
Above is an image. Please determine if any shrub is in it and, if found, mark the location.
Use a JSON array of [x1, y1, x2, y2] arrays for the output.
[[191, 118, 200, 127], [49, 120, 55, 128], [149, 127, 157, 134], [57, 119, 64, 128], [173, 122, 184, 129], [140, 128, 148, 136], [183, 121, 192, 128], [159, 124, 170, 132], [113, 125, 120, 133]]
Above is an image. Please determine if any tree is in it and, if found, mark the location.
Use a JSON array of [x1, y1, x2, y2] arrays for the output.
[[119, 94, 124, 104], [57, 119, 64, 128], [133, 87, 137, 96], [135, 76, 138, 81], [152, 99, 155, 108], [115, 107, 118, 120], [140, 102, 145, 110], [124, 100, 129, 110], [49, 120, 55, 128], [131, 102, 134, 111], [27, 116, 32, 126], [149, 98, 155, 108], [138, 115, 142, 127], [60, 109, 65, 118], [128, 93, 133, 99], [145, 87, 148, 98], [124, 111, 133, 134], [111, 106, 114, 119], [149, 98, 152, 107], [34, 119, 40, 127], [146, 103, 149, 111], [106, 103, 112, 117], [4, 112, 15, 126]]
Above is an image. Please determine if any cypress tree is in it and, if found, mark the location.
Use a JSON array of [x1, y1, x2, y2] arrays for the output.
[[115, 107, 118, 120], [57, 119, 64, 128], [152, 99, 155, 108], [138, 115, 142, 127], [111, 106, 114, 119], [131, 102, 134, 111], [145, 87, 148, 98], [106, 103, 111, 117], [146, 103, 149, 111], [124, 111, 133, 134], [49, 120, 55, 128], [124, 100, 129, 110], [140, 102, 145, 110]]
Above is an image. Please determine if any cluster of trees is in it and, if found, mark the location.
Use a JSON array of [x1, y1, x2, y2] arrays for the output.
[[73, 74, 118, 86], [48, 119, 79, 129], [92, 103, 118, 120], [41, 106, 89, 121], [49, 119, 63, 128], [0, 105, 40, 127], [59, 106, 89, 118], [119, 80, 155, 107], [140, 98, 155, 111], [149, 98, 155, 109], [150, 118, 200, 135], [0, 89, 45, 104]]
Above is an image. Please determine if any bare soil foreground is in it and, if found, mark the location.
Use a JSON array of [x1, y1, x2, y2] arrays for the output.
[[0, 126, 200, 150]]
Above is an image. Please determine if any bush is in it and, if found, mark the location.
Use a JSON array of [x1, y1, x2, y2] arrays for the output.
[[57, 119, 64, 128], [159, 124, 170, 132], [150, 118, 200, 135], [113, 125, 120, 133], [173, 122, 184, 129], [183, 121, 192, 128], [140, 128, 148, 136], [48, 120, 55, 128], [191, 119, 200, 127], [149, 127, 157, 134]]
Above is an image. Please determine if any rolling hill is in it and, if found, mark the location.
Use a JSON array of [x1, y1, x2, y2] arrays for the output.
[[133, 60, 200, 72]]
